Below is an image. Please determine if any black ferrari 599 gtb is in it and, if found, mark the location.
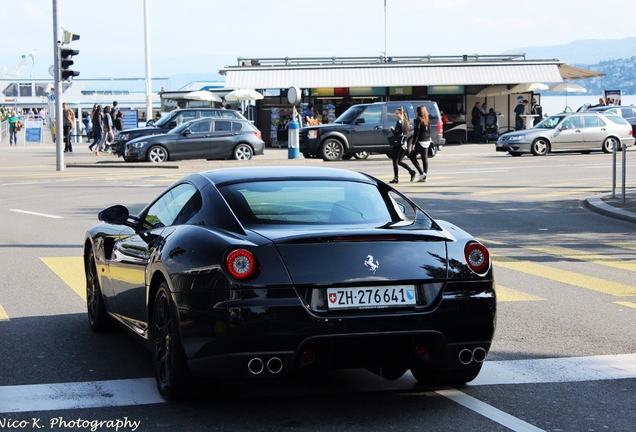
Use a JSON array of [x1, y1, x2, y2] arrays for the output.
[[84, 166, 495, 399]]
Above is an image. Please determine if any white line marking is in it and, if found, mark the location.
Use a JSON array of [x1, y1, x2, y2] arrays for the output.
[[470, 353, 636, 386], [9, 209, 63, 219], [0, 378, 164, 413], [436, 388, 545, 432], [1, 354, 636, 414]]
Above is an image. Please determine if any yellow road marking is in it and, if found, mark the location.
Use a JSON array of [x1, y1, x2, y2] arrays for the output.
[[527, 187, 605, 199], [476, 237, 507, 246], [0, 303, 9, 321], [492, 254, 636, 297], [40, 257, 86, 301], [496, 285, 545, 302], [527, 245, 636, 273], [615, 301, 636, 310], [471, 187, 542, 196]]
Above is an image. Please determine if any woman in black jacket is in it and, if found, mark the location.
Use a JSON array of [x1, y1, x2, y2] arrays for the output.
[[409, 105, 431, 182], [389, 107, 416, 184]]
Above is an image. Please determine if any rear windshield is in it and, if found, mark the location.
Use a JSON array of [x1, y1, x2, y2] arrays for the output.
[[219, 180, 393, 226], [604, 115, 629, 125]]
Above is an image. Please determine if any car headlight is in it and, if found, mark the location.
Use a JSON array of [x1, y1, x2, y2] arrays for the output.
[[307, 130, 319, 139], [507, 135, 525, 141], [132, 141, 147, 148]]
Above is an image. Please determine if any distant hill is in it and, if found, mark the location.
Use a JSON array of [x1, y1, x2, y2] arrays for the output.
[[504, 37, 636, 64]]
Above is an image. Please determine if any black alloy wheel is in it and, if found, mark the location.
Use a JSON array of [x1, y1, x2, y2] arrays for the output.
[[86, 254, 114, 332], [152, 282, 192, 399]]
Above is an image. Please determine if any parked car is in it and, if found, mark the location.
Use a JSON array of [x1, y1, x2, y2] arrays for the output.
[[587, 105, 636, 135], [112, 108, 246, 156], [495, 112, 634, 156], [123, 117, 264, 163], [299, 101, 445, 161], [84, 166, 495, 399]]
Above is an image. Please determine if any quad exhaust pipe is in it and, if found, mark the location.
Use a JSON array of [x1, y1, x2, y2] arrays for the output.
[[247, 357, 283, 375], [458, 347, 487, 365]]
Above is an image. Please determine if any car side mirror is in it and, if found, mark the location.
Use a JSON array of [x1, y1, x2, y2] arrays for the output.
[[98, 205, 129, 225], [355, 118, 365, 124], [182, 129, 191, 136]]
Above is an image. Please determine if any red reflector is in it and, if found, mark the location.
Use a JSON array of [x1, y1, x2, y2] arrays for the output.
[[225, 249, 258, 280], [464, 242, 490, 274], [301, 350, 315, 364], [414, 346, 427, 358]]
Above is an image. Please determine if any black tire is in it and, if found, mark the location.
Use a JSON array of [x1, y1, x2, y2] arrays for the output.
[[508, 151, 523, 157], [531, 138, 550, 156], [342, 154, 353, 160], [581, 151, 591, 154], [319, 138, 345, 161], [86, 254, 115, 332], [152, 283, 193, 400], [233, 143, 253, 160], [411, 364, 482, 386], [602, 137, 619, 154], [354, 151, 370, 160], [146, 145, 168, 163]]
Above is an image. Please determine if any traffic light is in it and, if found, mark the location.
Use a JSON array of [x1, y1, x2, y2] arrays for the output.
[[60, 48, 79, 81]]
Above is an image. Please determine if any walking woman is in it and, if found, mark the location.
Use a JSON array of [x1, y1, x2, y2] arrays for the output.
[[389, 107, 416, 184], [409, 105, 431, 182], [8, 109, 20, 146], [89, 105, 103, 155], [63, 103, 76, 153]]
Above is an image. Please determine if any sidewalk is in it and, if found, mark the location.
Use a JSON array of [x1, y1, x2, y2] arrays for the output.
[[584, 189, 636, 224]]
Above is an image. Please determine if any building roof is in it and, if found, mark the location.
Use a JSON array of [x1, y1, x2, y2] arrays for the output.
[[219, 55, 603, 90]]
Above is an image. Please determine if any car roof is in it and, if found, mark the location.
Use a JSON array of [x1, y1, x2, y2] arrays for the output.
[[201, 166, 376, 186]]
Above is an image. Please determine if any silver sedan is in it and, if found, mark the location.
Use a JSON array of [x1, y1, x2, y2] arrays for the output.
[[495, 112, 635, 156]]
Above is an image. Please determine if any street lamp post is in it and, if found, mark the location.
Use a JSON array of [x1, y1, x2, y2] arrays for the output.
[[143, 0, 153, 122]]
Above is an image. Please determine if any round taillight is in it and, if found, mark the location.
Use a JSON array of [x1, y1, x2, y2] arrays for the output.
[[225, 249, 258, 280], [464, 242, 490, 274]]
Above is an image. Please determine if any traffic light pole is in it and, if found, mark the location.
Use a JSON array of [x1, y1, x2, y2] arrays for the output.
[[52, 0, 64, 171]]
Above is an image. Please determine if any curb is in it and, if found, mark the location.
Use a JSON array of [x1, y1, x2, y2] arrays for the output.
[[584, 195, 636, 224]]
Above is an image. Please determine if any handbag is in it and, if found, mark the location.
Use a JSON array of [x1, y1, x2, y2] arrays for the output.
[[388, 135, 407, 148]]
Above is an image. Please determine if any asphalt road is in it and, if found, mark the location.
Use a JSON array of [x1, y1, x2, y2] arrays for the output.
[[0, 143, 635, 431]]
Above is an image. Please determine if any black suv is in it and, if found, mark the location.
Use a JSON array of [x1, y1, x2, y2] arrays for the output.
[[112, 108, 246, 155], [299, 101, 445, 161]]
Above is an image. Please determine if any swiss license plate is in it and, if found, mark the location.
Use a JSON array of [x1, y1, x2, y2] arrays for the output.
[[327, 286, 416, 310]]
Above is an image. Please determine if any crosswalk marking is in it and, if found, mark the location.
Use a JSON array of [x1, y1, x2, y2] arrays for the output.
[[40, 257, 86, 301], [492, 254, 636, 297], [471, 187, 542, 196], [526, 245, 636, 273], [496, 285, 545, 302], [0, 303, 8, 321]]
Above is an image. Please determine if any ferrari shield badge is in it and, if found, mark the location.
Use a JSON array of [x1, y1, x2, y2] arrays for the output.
[[364, 255, 379, 274]]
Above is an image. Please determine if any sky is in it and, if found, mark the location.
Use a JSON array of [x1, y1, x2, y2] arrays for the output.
[[1, 0, 635, 89]]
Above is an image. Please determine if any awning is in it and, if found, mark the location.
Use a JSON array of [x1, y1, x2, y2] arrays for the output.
[[558, 64, 605, 80], [222, 62, 570, 89]]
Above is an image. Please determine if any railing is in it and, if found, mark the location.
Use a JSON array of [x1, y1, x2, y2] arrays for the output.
[[234, 54, 528, 68]]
